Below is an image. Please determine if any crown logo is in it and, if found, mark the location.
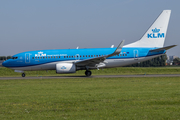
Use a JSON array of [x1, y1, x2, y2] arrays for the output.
[[61, 66, 66, 70], [152, 28, 160, 33], [38, 51, 43, 54]]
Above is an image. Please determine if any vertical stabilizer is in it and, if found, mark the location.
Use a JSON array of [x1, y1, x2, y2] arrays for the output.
[[124, 10, 171, 48]]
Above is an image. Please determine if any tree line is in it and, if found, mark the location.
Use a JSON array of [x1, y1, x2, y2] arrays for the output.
[[0, 56, 12, 60], [125, 54, 167, 67]]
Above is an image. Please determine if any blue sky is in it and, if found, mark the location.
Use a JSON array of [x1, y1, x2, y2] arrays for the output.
[[0, 0, 180, 56]]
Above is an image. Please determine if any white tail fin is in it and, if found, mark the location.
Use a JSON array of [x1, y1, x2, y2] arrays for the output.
[[124, 10, 171, 48]]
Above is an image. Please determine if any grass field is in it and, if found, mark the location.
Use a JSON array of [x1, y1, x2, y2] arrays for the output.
[[1, 67, 180, 77], [1, 77, 180, 119]]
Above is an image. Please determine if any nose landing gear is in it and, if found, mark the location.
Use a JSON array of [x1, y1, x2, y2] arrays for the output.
[[22, 73, 26, 77]]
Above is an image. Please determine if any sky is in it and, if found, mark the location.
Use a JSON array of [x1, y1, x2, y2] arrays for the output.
[[0, 0, 180, 57]]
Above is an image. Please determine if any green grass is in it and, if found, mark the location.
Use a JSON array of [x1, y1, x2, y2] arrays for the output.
[[1, 67, 180, 77], [1, 77, 180, 119]]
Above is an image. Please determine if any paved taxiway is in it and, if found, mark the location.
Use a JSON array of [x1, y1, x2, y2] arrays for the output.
[[1, 74, 180, 80]]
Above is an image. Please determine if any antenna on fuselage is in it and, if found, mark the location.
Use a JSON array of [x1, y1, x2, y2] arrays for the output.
[[76, 46, 79, 49], [111, 45, 114, 48]]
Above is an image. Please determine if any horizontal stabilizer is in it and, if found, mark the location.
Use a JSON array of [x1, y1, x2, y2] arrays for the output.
[[149, 45, 177, 52]]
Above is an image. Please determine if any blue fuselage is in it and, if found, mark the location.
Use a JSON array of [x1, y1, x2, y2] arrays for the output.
[[2, 47, 165, 70]]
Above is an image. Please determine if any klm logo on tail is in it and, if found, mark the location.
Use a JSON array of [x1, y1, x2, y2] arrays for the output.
[[147, 28, 165, 38]]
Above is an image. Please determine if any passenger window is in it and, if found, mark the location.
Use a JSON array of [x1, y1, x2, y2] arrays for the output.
[[43, 57, 45, 59], [59, 56, 60, 58], [38, 57, 39, 59], [88, 55, 90, 57], [56, 56, 58, 58], [83, 55, 85, 57], [123, 54, 124, 56], [32, 57, 34, 59], [96, 55, 98, 57], [91, 55, 93, 57], [48, 57, 50, 58], [35, 57, 37, 59], [86, 55, 87, 57], [125, 54, 127, 56], [46, 57, 47, 59]]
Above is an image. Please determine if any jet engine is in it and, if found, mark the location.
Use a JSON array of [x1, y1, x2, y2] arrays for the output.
[[56, 63, 76, 73]]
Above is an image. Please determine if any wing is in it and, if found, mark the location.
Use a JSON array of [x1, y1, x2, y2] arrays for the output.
[[75, 40, 125, 67]]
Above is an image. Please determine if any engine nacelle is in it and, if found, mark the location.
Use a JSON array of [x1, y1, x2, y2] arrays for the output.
[[56, 63, 76, 74]]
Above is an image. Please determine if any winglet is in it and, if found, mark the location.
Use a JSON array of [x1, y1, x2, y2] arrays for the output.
[[115, 40, 125, 54], [107, 40, 125, 58]]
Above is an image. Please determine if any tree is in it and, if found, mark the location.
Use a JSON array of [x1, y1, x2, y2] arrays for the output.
[[173, 58, 180, 65], [0, 56, 7, 60], [7, 56, 12, 60]]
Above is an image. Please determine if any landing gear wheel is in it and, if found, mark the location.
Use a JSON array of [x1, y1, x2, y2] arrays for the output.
[[85, 70, 92, 77], [22, 73, 26, 77]]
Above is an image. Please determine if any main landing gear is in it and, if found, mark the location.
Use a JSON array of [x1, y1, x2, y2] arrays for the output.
[[22, 73, 26, 77], [85, 70, 92, 77]]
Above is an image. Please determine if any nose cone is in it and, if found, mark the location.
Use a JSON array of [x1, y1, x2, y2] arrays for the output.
[[2, 61, 8, 67]]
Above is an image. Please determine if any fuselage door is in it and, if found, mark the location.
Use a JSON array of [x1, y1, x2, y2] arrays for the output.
[[134, 50, 138, 60], [25, 53, 30, 63]]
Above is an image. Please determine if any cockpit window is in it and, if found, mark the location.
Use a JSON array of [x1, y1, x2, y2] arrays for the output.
[[12, 57, 18, 59]]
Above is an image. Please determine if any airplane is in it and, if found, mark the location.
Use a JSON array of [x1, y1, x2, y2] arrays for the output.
[[2, 10, 176, 77]]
